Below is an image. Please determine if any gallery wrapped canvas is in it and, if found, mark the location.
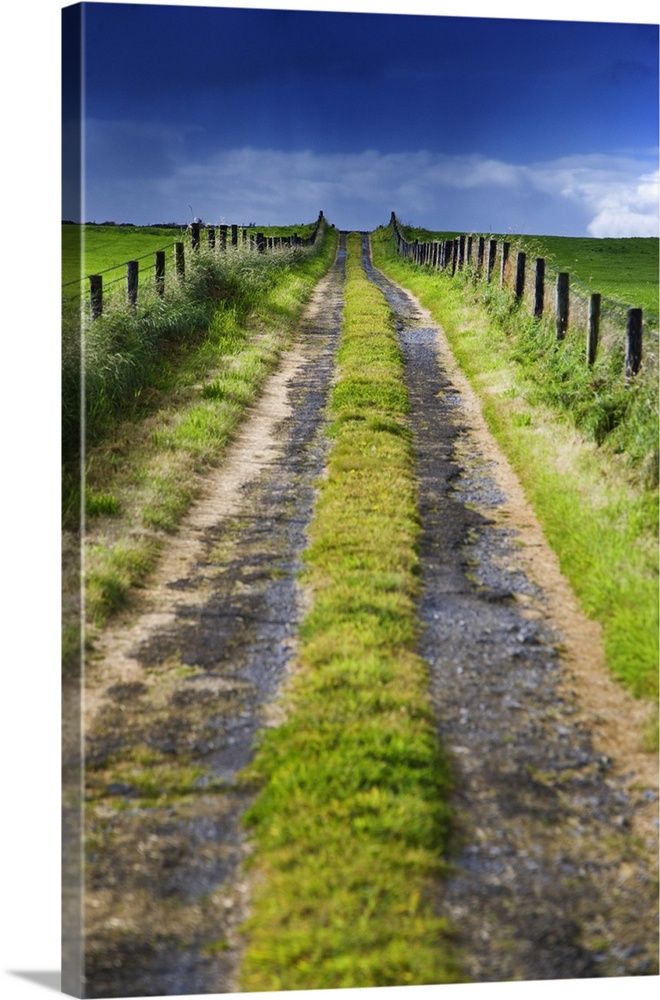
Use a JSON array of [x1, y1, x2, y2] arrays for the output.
[[61, 2, 659, 998]]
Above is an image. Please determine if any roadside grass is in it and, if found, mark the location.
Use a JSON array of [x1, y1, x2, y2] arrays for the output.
[[63, 227, 337, 673], [236, 233, 462, 991], [371, 227, 658, 721], [62, 222, 319, 291]]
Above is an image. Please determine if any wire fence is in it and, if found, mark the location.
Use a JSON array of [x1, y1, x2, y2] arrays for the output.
[[63, 214, 327, 318], [390, 213, 658, 380]]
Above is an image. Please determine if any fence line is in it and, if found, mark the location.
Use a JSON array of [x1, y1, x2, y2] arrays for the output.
[[389, 212, 658, 380], [64, 212, 327, 318]]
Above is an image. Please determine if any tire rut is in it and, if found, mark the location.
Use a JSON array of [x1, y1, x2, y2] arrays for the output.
[[82, 236, 347, 997], [361, 235, 658, 982]]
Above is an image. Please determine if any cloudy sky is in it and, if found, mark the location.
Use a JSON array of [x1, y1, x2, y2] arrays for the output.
[[64, 0, 659, 236]]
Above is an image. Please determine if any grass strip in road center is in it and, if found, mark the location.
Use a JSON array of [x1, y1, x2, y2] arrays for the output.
[[236, 233, 461, 990]]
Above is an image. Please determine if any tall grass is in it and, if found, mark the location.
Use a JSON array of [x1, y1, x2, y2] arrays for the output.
[[63, 236, 328, 465], [63, 225, 336, 673]]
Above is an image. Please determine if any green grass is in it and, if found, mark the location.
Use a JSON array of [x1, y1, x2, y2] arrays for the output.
[[62, 224, 332, 467], [371, 225, 658, 710], [237, 233, 462, 992], [396, 223, 659, 314], [73, 226, 338, 643], [62, 222, 321, 291], [516, 235, 659, 315], [62, 224, 184, 290]]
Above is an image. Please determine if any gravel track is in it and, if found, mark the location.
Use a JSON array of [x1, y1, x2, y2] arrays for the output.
[[83, 237, 347, 997], [362, 234, 658, 982]]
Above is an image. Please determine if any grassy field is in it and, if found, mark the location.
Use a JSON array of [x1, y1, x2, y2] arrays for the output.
[[372, 225, 658, 731], [395, 225, 659, 314], [62, 224, 184, 290], [516, 235, 659, 315], [62, 222, 321, 291]]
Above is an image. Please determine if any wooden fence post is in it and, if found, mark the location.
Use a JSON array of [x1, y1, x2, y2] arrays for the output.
[[556, 272, 569, 340], [219, 225, 227, 251], [458, 235, 465, 270], [231, 224, 238, 247], [127, 260, 138, 308], [499, 242, 510, 289], [155, 250, 165, 296], [451, 239, 459, 275], [89, 274, 103, 319], [587, 293, 601, 366], [514, 251, 526, 300], [175, 242, 185, 280], [208, 227, 215, 249], [487, 239, 497, 282], [191, 221, 200, 250], [477, 236, 485, 272], [625, 308, 643, 379], [534, 258, 545, 317]]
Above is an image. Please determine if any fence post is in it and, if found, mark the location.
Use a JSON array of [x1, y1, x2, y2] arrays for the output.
[[499, 242, 510, 289], [208, 227, 215, 250], [587, 293, 601, 366], [451, 239, 459, 275], [625, 308, 643, 379], [556, 272, 569, 340], [458, 235, 465, 270], [127, 260, 139, 308], [534, 258, 545, 317], [231, 224, 238, 247], [514, 251, 526, 300], [155, 250, 165, 296], [487, 239, 497, 282], [466, 236, 473, 268], [191, 221, 200, 250], [175, 242, 185, 280], [219, 225, 227, 251], [89, 274, 103, 319], [477, 236, 485, 272]]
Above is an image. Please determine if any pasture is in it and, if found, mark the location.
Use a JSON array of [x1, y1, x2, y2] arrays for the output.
[[396, 225, 659, 314]]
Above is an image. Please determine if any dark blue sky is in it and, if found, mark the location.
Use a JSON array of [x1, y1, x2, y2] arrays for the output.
[[64, 1, 659, 235]]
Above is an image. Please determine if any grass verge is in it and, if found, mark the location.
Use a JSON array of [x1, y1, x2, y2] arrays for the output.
[[63, 227, 338, 675], [371, 226, 658, 721], [236, 233, 462, 991]]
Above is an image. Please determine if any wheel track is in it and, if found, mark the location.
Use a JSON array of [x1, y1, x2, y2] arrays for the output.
[[361, 234, 658, 982], [82, 235, 347, 997]]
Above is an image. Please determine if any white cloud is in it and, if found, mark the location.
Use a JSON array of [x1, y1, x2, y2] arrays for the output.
[[518, 155, 659, 237], [85, 133, 659, 236]]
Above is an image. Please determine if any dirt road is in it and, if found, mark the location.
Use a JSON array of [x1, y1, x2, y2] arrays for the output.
[[81, 233, 657, 996], [363, 235, 658, 981]]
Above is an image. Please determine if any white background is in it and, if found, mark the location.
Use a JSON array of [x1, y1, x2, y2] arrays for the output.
[[1, 1, 657, 999]]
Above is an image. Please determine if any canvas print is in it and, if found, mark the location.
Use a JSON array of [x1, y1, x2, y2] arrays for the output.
[[62, 1, 659, 997]]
